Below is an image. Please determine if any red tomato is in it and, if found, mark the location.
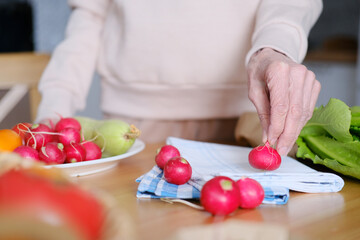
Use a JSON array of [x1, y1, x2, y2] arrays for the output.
[[0, 169, 106, 240], [11, 122, 32, 140]]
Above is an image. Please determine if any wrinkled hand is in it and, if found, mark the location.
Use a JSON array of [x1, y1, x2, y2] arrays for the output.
[[247, 48, 321, 156]]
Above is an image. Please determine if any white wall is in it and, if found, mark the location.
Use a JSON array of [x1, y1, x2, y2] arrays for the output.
[[305, 61, 357, 107]]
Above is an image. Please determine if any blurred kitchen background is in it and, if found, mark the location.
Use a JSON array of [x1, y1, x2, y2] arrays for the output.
[[0, 0, 359, 128]]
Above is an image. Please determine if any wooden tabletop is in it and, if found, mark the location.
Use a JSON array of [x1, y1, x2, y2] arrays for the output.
[[75, 142, 360, 240]]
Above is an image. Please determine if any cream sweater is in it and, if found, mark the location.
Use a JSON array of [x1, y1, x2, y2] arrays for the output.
[[36, 0, 322, 122]]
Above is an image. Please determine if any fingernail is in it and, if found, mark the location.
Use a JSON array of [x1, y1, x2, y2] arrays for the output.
[[278, 147, 288, 156]]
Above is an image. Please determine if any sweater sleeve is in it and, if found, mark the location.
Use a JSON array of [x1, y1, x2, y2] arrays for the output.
[[245, 0, 323, 65], [35, 0, 110, 123]]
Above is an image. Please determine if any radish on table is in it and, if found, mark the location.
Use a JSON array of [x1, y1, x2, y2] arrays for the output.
[[200, 176, 240, 216], [236, 177, 265, 209], [155, 145, 181, 169], [163, 156, 192, 185]]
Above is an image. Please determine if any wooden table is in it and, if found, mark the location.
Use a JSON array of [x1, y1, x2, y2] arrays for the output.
[[74, 142, 360, 240]]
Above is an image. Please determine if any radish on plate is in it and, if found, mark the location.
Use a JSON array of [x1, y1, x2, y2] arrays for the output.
[[64, 143, 86, 163], [55, 117, 81, 133], [13, 145, 40, 161], [248, 141, 281, 171], [155, 145, 181, 169], [57, 127, 81, 146], [236, 177, 265, 209], [163, 156, 192, 185], [81, 141, 102, 161], [24, 124, 54, 151], [200, 176, 240, 216], [12, 122, 32, 141], [39, 142, 66, 165]]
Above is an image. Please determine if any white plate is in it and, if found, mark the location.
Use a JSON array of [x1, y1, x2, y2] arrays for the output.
[[43, 139, 145, 177]]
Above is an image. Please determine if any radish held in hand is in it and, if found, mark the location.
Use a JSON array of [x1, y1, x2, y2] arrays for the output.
[[57, 127, 81, 146], [155, 145, 181, 169], [200, 176, 240, 216], [13, 145, 40, 161], [94, 120, 140, 157], [82, 141, 102, 161], [39, 142, 66, 165], [248, 141, 281, 171], [236, 177, 265, 209], [55, 117, 81, 132], [64, 143, 86, 163], [24, 124, 54, 151], [163, 156, 192, 185]]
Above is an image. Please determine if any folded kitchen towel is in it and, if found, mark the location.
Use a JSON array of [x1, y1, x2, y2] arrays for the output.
[[136, 137, 344, 205]]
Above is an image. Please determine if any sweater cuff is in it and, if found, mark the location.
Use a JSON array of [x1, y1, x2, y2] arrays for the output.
[[245, 22, 307, 66], [35, 88, 79, 123]]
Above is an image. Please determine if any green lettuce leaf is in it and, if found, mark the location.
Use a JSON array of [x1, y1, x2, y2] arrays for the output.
[[296, 136, 360, 179], [296, 98, 360, 179], [350, 106, 360, 126], [300, 98, 353, 142]]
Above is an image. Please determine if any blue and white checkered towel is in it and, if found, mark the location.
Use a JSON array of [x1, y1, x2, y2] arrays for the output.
[[136, 166, 289, 204], [136, 137, 344, 205]]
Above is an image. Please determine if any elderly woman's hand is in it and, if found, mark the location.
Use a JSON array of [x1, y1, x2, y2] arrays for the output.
[[247, 48, 321, 156]]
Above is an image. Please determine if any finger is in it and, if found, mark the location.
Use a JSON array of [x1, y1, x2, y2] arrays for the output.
[[276, 65, 307, 155], [248, 78, 271, 143], [309, 79, 321, 114], [294, 70, 316, 137], [266, 62, 290, 146], [287, 76, 321, 156]]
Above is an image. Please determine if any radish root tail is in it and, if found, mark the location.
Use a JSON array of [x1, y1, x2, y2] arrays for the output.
[[160, 198, 204, 210]]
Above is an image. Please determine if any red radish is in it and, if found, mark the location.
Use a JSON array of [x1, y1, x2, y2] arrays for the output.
[[248, 141, 281, 171], [200, 176, 240, 216], [82, 141, 102, 161], [163, 156, 192, 185], [13, 146, 40, 161], [55, 117, 81, 133], [12, 122, 32, 141], [64, 143, 86, 163], [57, 128, 81, 146], [39, 142, 66, 165], [24, 124, 54, 151], [0, 169, 106, 240], [155, 145, 181, 169], [236, 177, 265, 209]]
